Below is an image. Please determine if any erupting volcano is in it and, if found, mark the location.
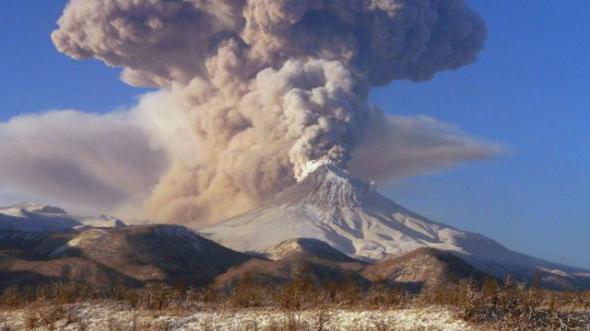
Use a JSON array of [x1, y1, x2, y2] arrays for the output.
[[47, 0, 492, 224]]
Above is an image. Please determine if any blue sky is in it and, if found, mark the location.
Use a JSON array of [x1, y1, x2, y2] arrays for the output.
[[1, 1, 589, 268]]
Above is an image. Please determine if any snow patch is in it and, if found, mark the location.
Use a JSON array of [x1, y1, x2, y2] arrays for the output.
[[50, 229, 108, 258], [0, 202, 66, 217], [537, 267, 573, 278], [77, 215, 126, 228], [297, 159, 335, 182], [0, 305, 471, 331], [0, 202, 127, 232]]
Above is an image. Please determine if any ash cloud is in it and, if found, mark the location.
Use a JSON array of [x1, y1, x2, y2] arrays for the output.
[[43, 0, 487, 224], [0, 110, 498, 222], [0, 110, 165, 216], [349, 113, 503, 182]]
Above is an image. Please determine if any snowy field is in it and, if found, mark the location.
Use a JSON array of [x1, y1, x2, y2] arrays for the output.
[[0, 303, 474, 330]]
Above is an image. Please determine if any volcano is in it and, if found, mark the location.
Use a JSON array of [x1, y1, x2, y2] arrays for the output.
[[202, 163, 590, 290]]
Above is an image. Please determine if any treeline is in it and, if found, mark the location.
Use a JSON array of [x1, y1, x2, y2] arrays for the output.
[[1, 275, 589, 330]]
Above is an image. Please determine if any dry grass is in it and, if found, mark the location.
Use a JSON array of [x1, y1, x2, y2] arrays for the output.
[[25, 305, 89, 330], [418, 277, 590, 329], [0, 277, 588, 329]]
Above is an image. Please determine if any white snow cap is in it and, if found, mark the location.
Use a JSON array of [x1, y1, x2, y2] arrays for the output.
[[297, 159, 337, 182]]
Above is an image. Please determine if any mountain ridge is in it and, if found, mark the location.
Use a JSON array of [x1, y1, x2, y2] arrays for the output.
[[0, 224, 253, 290], [2, 165, 589, 291], [0, 202, 126, 232]]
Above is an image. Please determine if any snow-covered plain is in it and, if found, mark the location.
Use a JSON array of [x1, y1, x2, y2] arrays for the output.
[[0, 304, 472, 331]]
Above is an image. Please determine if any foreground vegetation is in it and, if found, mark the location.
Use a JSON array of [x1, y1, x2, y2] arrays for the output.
[[0, 275, 588, 330]]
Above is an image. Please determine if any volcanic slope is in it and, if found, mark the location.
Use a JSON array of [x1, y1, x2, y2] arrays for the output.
[[202, 164, 590, 290]]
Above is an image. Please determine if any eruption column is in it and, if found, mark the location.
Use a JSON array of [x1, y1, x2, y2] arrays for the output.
[[52, 0, 486, 224]]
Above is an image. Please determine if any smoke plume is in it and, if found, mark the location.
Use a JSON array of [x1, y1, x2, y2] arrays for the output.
[[50, 0, 487, 225], [0, 110, 499, 220], [349, 113, 503, 182], [0, 110, 165, 215]]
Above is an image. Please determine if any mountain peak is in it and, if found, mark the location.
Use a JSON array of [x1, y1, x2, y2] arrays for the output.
[[272, 163, 376, 209], [363, 247, 490, 290], [0, 203, 126, 233], [297, 159, 335, 181], [304, 165, 368, 208], [264, 238, 360, 262], [1, 202, 67, 216]]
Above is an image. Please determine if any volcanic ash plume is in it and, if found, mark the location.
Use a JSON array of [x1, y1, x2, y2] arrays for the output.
[[52, 0, 486, 225]]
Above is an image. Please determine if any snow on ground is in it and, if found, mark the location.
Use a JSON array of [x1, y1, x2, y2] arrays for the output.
[[0, 304, 473, 330]]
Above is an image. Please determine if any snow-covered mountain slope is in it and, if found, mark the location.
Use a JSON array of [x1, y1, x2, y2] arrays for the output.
[[0, 203, 82, 232], [75, 215, 126, 228], [201, 164, 590, 290], [0, 202, 125, 233]]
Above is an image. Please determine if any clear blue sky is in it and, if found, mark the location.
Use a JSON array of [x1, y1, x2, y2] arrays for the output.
[[1, 1, 589, 268]]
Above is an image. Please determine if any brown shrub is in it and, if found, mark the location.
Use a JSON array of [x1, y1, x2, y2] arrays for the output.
[[227, 274, 269, 308], [277, 271, 317, 310], [265, 313, 306, 331], [420, 277, 590, 330], [25, 305, 84, 330], [364, 283, 409, 309], [313, 309, 330, 331]]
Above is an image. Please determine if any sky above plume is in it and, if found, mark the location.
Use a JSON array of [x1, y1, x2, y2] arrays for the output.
[[0, 1, 589, 269]]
